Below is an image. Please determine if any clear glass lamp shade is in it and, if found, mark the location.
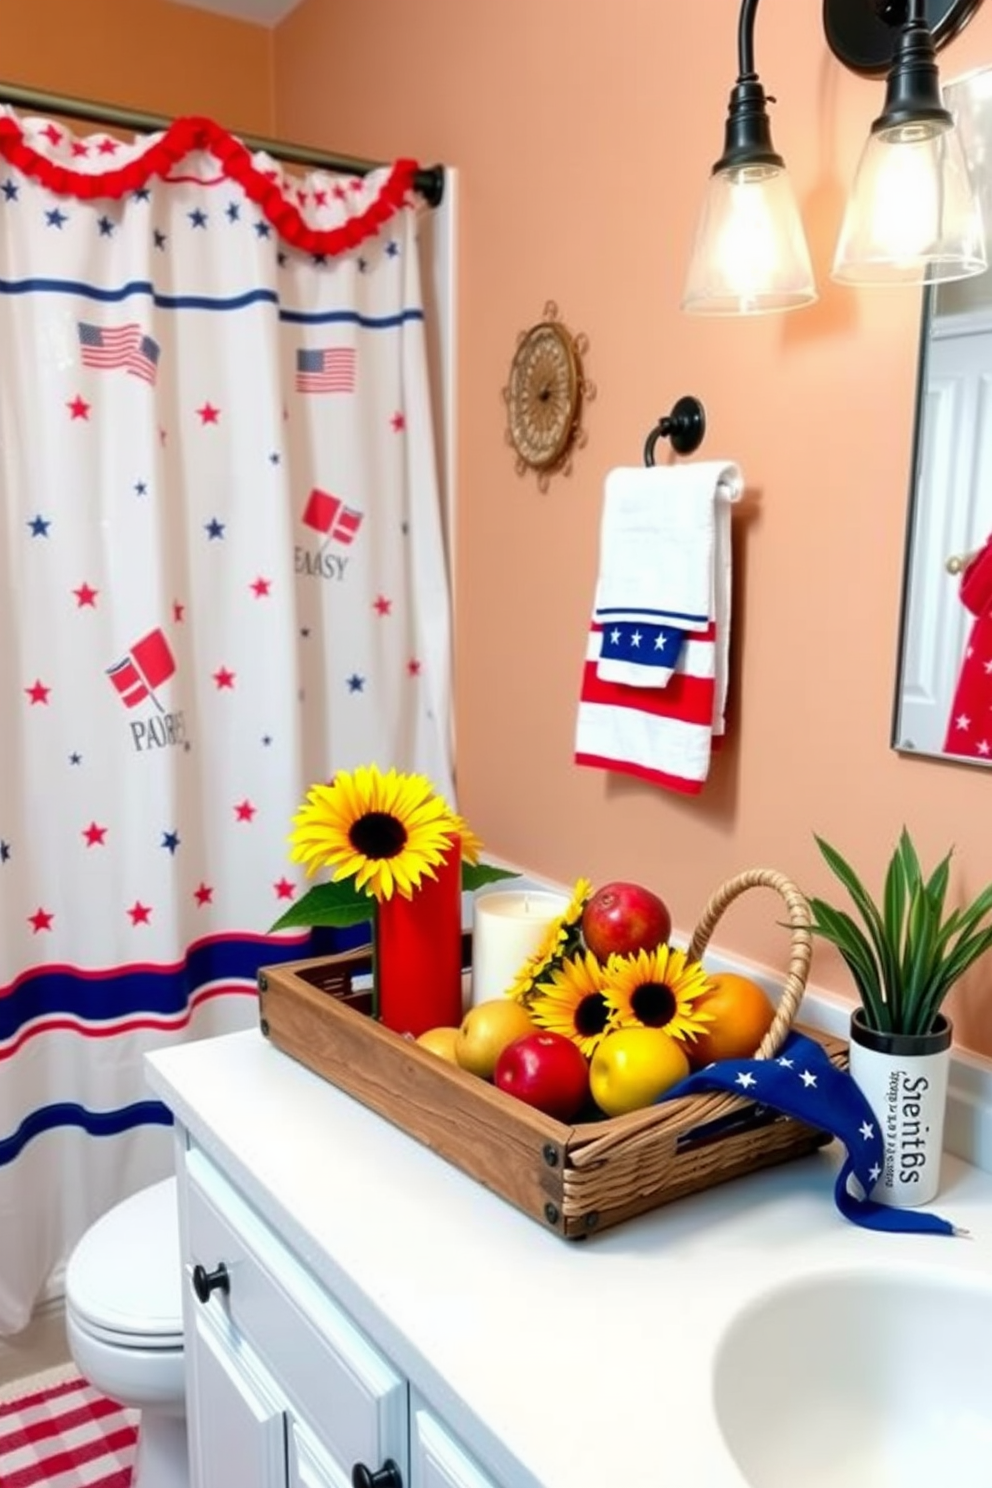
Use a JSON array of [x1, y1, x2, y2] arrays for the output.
[[682, 163, 817, 315], [832, 120, 987, 285]]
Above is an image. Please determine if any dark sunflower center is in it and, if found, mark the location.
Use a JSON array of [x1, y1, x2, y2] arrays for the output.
[[630, 981, 677, 1028], [574, 992, 611, 1038], [349, 811, 408, 861]]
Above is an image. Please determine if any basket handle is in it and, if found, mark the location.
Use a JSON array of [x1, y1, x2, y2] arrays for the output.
[[686, 867, 812, 1061]]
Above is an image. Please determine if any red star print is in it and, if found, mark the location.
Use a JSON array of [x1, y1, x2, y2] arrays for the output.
[[213, 666, 236, 690], [82, 822, 108, 847], [407, 658, 422, 676], [26, 679, 51, 705], [97, 137, 120, 155], [296, 189, 309, 207], [40, 124, 62, 146], [391, 411, 406, 433], [197, 403, 220, 425], [349, 178, 363, 194], [333, 183, 348, 202], [71, 141, 89, 158], [250, 577, 272, 599], [373, 595, 392, 616], [73, 582, 98, 608], [67, 395, 91, 420], [235, 800, 257, 822], [274, 878, 296, 901], [128, 901, 152, 926], [194, 882, 214, 907], [28, 907, 54, 934], [313, 189, 328, 207], [173, 601, 185, 623]]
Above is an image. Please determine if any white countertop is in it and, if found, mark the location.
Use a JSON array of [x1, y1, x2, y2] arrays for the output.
[[146, 1028, 992, 1488]]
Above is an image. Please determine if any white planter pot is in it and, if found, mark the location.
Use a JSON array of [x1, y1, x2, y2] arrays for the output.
[[848, 1009, 952, 1208]]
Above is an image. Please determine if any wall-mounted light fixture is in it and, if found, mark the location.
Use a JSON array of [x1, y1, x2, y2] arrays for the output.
[[682, 0, 988, 314]]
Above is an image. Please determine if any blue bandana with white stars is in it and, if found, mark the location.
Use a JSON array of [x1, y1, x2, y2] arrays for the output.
[[660, 1031, 957, 1235]]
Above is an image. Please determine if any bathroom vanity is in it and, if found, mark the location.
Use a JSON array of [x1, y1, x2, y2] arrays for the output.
[[146, 1027, 992, 1488]]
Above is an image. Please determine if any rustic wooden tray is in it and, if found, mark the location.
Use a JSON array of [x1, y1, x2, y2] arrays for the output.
[[257, 869, 848, 1239]]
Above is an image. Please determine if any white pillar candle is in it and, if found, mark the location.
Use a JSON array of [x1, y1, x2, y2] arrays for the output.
[[471, 890, 571, 1006]]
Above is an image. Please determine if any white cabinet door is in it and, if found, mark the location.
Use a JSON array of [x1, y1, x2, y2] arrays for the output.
[[410, 1397, 500, 1488], [187, 1306, 288, 1488], [287, 1421, 349, 1488]]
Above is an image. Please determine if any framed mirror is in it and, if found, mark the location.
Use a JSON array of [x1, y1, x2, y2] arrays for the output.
[[892, 65, 992, 768]]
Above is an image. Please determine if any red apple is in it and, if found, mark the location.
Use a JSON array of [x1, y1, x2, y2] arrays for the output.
[[581, 880, 672, 961], [494, 1032, 590, 1122]]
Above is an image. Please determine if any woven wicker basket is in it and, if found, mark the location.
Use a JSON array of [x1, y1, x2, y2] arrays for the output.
[[259, 867, 847, 1238]]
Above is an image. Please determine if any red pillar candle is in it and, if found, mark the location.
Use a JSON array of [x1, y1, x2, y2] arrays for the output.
[[376, 836, 464, 1038]]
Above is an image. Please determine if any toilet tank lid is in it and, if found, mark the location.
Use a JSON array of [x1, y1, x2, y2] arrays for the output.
[[67, 1176, 182, 1338]]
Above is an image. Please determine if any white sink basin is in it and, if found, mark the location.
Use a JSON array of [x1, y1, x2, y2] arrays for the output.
[[712, 1268, 992, 1488]]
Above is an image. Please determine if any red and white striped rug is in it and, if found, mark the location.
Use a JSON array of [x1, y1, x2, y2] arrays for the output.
[[0, 1364, 139, 1487]]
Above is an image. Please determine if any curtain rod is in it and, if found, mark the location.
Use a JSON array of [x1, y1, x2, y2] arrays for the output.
[[0, 78, 445, 206]]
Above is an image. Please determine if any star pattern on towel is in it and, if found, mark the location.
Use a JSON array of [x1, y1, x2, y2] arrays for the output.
[[601, 620, 686, 668]]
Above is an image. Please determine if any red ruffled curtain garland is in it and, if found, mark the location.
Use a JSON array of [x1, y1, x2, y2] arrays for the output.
[[0, 112, 420, 258]]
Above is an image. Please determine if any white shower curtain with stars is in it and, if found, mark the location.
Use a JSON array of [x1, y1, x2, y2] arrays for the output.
[[0, 110, 453, 1332]]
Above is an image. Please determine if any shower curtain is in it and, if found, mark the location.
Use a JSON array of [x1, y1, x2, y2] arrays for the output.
[[0, 111, 453, 1332]]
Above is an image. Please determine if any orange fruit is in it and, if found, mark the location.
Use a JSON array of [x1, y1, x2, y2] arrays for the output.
[[686, 972, 776, 1068], [416, 1026, 461, 1064], [454, 999, 536, 1080]]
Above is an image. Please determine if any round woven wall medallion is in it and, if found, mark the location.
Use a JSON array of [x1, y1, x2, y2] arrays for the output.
[[503, 302, 594, 491]]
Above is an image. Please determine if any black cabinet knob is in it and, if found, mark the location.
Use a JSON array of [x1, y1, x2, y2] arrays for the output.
[[351, 1460, 403, 1488], [191, 1263, 230, 1304]]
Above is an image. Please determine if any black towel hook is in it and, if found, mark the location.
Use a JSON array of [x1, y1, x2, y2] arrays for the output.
[[643, 395, 706, 464]]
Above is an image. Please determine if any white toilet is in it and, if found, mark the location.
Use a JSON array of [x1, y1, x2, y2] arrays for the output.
[[66, 1176, 188, 1488]]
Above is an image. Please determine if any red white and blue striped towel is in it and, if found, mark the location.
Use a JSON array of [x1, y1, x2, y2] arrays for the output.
[[575, 461, 741, 795]]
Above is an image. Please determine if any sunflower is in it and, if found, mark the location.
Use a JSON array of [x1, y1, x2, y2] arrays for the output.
[[528, 950, 616, 1058], [506, 878, 595, 1005], [602, 945, 715, 1045], [288, 764, 460, 901]]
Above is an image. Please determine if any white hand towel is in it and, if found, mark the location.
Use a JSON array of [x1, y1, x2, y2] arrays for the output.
[[593, 462, 742, 691], [575, 460, 742, 796]]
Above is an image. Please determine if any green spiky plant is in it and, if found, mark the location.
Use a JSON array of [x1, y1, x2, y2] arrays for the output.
[[808, 829, 992, 1038]]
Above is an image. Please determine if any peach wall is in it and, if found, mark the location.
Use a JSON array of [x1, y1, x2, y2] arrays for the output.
[[271, 0, 992, 1054], [0, 0, 273, 135]]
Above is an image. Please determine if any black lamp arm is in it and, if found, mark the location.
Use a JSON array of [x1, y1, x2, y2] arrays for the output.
[[737, 0, 762, 77]]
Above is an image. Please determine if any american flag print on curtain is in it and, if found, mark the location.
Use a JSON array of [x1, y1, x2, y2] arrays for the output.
[[0, 110, 453, 1333]]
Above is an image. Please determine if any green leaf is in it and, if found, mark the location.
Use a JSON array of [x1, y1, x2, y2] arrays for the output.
[[814, 835, 899, 1013], [461, 862, 521, 893], [270, 880, 374, 933], [808, 895, 889, 1030], [901, 881, 938, 1031]]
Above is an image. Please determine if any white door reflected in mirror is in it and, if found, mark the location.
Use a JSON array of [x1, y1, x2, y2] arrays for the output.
[[893, 65, 992, 769]]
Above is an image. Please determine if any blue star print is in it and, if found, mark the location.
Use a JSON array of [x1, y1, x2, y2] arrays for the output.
[[347, 674, 365, 693], [46, 207, 67, 229], [253, 220, 271, 239], [134, 480, 148, 497], [132, 187, 151, 203], [161, 831, 181, 854], [205, 518, 225, 540], [226, 202, 240, 222], [153, 230, 167, 250], [97, 216, 115, 237], [28, 514, 51, 537], [69, 752, 82, 766], [386, 240, 399, 257], [188, 208, 208, 229], [0, 841, 10, 863], [2, 180, 18, 201]]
